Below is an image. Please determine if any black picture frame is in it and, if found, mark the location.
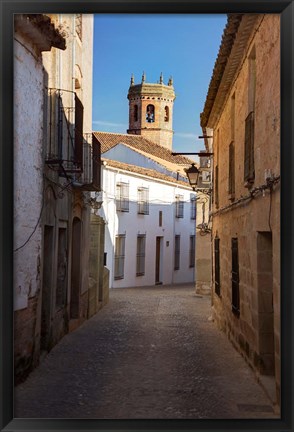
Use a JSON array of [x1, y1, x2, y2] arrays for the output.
[[1, 1, 293, 431]]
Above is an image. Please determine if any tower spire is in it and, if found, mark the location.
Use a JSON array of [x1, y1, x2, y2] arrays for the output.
[[130, 73, 134, 86], [142, 71, 146, 83], [159, 72, 163, 84], [168, 76, 173, 86]]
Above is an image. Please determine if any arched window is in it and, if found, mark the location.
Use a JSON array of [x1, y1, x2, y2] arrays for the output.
[[134, 104, 138, 122], [146, 104, 155, 123], [164, 106, 169, 122]]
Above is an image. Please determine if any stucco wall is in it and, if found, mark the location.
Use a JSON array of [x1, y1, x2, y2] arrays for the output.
[[99, 166, 196, 288]]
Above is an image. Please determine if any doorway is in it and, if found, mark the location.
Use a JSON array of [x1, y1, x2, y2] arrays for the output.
[[70, 217, 82, 318], [41, 225, 54, 352], [155, 236, 163, 285], [257, 231, 275, 375]]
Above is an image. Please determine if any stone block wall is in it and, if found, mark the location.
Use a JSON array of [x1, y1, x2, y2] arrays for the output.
[[210, 14, 280, 403]]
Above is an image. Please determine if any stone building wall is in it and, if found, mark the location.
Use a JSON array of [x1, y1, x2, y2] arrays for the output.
[[203, 14, 280, 405]]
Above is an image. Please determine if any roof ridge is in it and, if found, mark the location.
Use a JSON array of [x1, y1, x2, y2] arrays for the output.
[[101, 158, 190, 187]]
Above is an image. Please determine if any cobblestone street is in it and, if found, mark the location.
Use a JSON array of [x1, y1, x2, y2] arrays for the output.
[[14, 284, 278, 419]]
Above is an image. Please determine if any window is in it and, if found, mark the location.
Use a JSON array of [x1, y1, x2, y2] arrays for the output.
[[189, 235, 195, 268], [114, 234, 126, 280], [214, 165, 219, 208], [136, 234, 146, 276], [138, 187, 149, 215], [190, 197, 196, 220], [228, 142, 235, 196], [75, 94, 84, 169], [146, 104, 155, 122], [175, 195, 184, 218], [231, 237, 240, 316], [164, 106, 169, 122], [244, 111, 255, 183], [231, 93, 235, 141], [214, 237, 220, 296], [174, 235, 181, 270], [134, 104, 138, 122], [75, 14, 82, 41], [116, 182, 129, 212], [244, 48, 256, 185], [159, 210, 163, 227]]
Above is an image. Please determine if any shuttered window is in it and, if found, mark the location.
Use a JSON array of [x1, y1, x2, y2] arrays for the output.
[[231, 237, 240, 316], [214, 237, 220, 296], [114, 234, 126, 280], [244, 111, 255, 183]]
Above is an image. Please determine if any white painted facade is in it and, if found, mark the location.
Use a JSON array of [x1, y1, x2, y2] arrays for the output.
[[97, 161, 196, 288], [14, 29, 45, 311]]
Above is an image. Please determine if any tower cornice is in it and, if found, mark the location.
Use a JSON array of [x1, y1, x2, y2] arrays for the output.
[[127, 83, 176, 100]]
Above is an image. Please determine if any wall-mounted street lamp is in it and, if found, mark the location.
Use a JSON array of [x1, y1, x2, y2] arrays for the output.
[[171, 150, 213, 194], [184, 163, 200, 190]]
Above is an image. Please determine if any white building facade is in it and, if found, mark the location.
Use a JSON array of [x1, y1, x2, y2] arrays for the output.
[[97, 158, 196, 288]]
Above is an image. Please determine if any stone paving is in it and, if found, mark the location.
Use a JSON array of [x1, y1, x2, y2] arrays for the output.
[[14, 284, 279, 419]]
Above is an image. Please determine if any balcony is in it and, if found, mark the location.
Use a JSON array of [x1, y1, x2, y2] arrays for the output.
[[45, 88, 100, 191]]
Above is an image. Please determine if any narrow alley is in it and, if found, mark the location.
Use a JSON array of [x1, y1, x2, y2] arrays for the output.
[[14, 284, 277, 420]]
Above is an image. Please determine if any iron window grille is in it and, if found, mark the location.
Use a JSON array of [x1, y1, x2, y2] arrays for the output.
[[114, 234, 126, 280], [136, 234, 146, 276], [189, 235, 195, 268], [214, 237, 221, 296], [175, 195, 184, 218], [231, 237, 240, 316], [174, 235, 181, 270], [116, 182, 129, 212], [244, 111, 255, 184], [45, 88, 83, 175], [190, 197, 196, 220], [138, 187, 149, 215]]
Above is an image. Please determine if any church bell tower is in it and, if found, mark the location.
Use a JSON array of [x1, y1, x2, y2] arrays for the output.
[[127, 72, 176, 150]]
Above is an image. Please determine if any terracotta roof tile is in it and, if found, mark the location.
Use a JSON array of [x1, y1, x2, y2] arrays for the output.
[[92, 131, 195, 165]]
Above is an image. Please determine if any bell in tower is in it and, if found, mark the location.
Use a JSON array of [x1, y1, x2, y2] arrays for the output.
[[127, 72, 176, 151]]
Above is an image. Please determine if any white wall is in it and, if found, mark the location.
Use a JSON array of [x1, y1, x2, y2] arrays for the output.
[[14, 32, 44, 310], [98, 165, 196, 288]]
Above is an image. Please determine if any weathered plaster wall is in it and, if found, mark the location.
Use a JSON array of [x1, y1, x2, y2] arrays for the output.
[[14, 32, 44, 311]]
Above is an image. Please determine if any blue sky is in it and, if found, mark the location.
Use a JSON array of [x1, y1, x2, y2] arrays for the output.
[[92, 14, 227, 157]]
